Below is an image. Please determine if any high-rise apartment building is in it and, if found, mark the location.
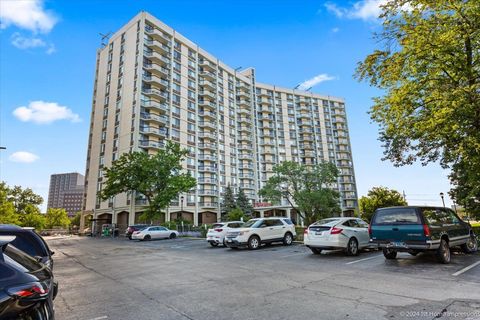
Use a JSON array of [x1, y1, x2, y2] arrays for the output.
[[84, 12, 358, 230], [47, 172, 85, 216]]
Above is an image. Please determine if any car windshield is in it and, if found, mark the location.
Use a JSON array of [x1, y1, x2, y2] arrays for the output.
[[242, 219, 260, 228]]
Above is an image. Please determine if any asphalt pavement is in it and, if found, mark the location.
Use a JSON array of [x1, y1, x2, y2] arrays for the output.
[[46, 236, 480, 320]]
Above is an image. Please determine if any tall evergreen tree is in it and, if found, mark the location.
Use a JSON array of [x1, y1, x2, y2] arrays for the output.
[[221, 184, 236, 215], [236, 188, 253, 217]]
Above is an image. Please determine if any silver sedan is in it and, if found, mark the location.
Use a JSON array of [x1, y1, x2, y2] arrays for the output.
[[132, 226, 179, 241]]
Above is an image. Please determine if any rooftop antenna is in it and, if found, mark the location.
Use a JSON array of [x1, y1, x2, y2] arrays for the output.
[[234, 66, 243, 71], [294, 84, 300, 89], [99, 32, 112, 48]]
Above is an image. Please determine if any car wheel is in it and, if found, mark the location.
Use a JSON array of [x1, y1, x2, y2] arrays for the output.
[[128, 235, 132, 240], [383, 248, 397, 260], [169, 233, 177, 239], [409, 251, 419, 256], [283, 232, 293, 246], [437, 238, 451, 264], [310, 247, 322, 254], [223, 238, 227, 247], [144, 234, 151, 241], [346, 238, 359, 256], [248, 235, 260, 250], [461, 233, 478, 254], [209, 242, 218, 247]]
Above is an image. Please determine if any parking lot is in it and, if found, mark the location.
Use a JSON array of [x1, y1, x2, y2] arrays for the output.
[[47, 236, 480, 320]]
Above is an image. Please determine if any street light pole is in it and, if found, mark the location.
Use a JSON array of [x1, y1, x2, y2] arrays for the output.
[[439, 192, 445, 208]]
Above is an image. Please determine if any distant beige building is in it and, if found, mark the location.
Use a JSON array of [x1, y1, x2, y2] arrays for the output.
[[84, 11, 358, 230]]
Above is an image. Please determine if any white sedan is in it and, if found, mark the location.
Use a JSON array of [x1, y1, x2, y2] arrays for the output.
[[304, 217, 370, 256], [206, 221, 244, 247], [132, 226, 179, 241]]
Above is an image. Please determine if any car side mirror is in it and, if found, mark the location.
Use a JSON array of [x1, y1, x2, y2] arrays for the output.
[[50, 250, 55, 256], [34, 256, 43, 262]]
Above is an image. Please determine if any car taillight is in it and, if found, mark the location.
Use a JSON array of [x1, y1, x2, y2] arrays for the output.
[[304, 228, 309, 234], [423, 224, 430, 237], [368, 224, 372, 235], [7, 282, 49, 299], [330, 227, 343, 235], [214, 228, 223, 232]]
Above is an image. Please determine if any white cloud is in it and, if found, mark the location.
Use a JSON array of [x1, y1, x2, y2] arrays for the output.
[[324, 0, 388, 21], [0, 0, 57, 33], [13, 101, 81, 124], [9, 151, 39, 163], [11, 32, 46, 49], [331, 27, 340, 33], [298, 74, 336, 90], [46, 43, 56, 54]]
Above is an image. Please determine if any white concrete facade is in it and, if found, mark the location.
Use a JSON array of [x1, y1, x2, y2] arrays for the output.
[[84, 11, 358, 228]]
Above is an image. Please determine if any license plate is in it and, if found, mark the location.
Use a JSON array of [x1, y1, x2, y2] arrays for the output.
[[389, 242, 406, 248], [227, 239, 232, 242], [315, 232, 323, 236]]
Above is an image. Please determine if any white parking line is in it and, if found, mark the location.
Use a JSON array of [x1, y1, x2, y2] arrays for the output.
[[345, 254, 383, 265], [88, 316, 108, 320], [452, 260, 480, 277]]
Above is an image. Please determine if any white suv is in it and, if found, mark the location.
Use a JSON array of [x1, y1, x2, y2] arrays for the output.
[[224, 218, 296, 250], [206, 221, 244, 247]]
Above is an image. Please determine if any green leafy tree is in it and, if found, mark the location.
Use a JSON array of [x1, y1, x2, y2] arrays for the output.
[[226, 207, 250, 222], [355, 1, 480, 210], [359, 187, 408, 222], [100, 141, 197, 221], [70, 211, 82, 227], [236, 188, 253, 217], [21, 204, 46, 230], [9, 185, 43, 214], [221, 185, 236, 216], [45, 208, 71, 229], [259, 161, 341, 225], [0, 201, 21, 225]]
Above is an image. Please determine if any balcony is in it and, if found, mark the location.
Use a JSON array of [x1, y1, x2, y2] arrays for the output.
[[239, 184, 255, 190], [198, 166, 216, 172], [199, 79, 216, 90], [198, 143, 216, 150], [199, 202, 218, 208], [143, 62, 169, 78], [238, 163, 254, 169], [238, 117, 251, 124], [142, 74, 169, 89], [140, 126, 168, 138], [141, 100, 168, 114], [143, 50, 170, 66], [198, 59, 216, 71], [198, 100, 216, 109], [198, 154, 217, 161], [142, 88, 169, 102], [297, 112, 310, 119], [238, 153, 253, 160], [140, 113, 168, 125], [299, 143, 314, 150], [238, 135, 252, 142], [198, 132, 216, 140], [260, 106, 274, 113], [237, 99, 250, 107], [237, 125, 251, 133], [139, 140, 165, 150], [237, 90, 250, 98], [258, 114, 273, 121], [198, 189, 219, 196], [198, 121, 217, 130], [199, 111, 217, 119], [144, 38, 171, 54], [298, 128, 313, 134], [260, 140, 275, 146], [198, 177, 218, 184], [236, 82, 249, 91], [258, 97, 273, 105], [239, 173, 255, 179], [238, 144, 252, 151], [262, 147, 275, 154], [199, 71, 216, 81], [145, 26, 171, 43], [298, 105, 310, 112], [238, 107, 251, 115]]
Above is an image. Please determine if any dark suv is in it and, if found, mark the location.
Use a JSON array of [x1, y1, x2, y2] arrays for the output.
[[370, 206, 478, 263], [0, 225, 54, 269]]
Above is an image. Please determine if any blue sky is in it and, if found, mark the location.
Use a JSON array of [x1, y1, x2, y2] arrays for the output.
[[0, 0, 453, 211]]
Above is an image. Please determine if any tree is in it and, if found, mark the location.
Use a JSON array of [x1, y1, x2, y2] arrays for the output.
[[9, 185, 43, 214], [70, 211, 82, 227], [45, 208, 71, 229], [236, 188, 253, 217], [226, 208, 250, 222], [21, 204, 46, 230], [221, 184, 236, 215], [355, 1, 480, 208], [100, 141, 197, 221], [359, 187, 408, 222], [259, 161, 341, 225], [449, 162, 480, 219]]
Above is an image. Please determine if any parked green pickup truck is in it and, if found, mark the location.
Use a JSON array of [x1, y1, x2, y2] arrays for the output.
[[369, 206, 478, 264]]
